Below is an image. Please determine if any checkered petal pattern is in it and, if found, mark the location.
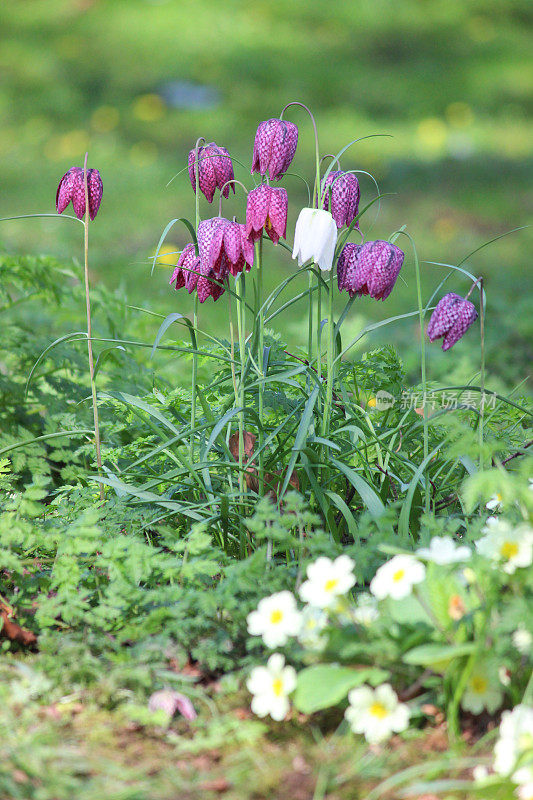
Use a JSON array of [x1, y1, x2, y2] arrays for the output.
[[251, 119, 298, 181], [322, 170, 360, 229], [169, 243, 201, 294], [427, 292, 478, 350], [56, 166, 103, 220], [188, 142, 235, 203], [245, 185, 288, 245]]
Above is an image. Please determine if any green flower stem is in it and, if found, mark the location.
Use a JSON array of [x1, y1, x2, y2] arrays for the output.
[[479, 279, 485, 471], [256, 237, 265, 495], [190, 137, 204, 464], [236, 273, 246, 511], [82, 152, 104, 501], [396, 230, 430, 514], [321, 268, 335, 438]]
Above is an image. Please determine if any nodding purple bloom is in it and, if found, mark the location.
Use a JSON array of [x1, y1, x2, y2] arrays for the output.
[[209, 219, 254, 277], [251, 118, 298, 181], [321, 170, 360, 230], [337, 240, 404, 301], [188, 142, 235, 204], [169, 243, 201, 294], [245, 185, 288, 245], [195, 218, 227, 302], [427, 292, 478, 351], [56, 166, 103, 220]]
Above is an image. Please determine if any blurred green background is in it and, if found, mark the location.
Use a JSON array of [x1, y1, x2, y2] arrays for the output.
[[1, 0, 531, 387]]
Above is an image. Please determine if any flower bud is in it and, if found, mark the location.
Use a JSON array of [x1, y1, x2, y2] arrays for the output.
[[245, 185, 288, 245], [321, 170, 360, 230], [56, 166, 103, 220], [188, 142, 235, 203], [427, 292, 478, 351], [292, 208, 337, 272], [337, 240, 404, 301], [251, 118, 298, 181]]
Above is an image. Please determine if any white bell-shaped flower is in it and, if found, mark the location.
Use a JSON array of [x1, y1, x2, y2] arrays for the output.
[[292, 208, 338, 272]]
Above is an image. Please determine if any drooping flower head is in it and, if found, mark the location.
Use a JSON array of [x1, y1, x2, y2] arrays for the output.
[[195, 218, 228, 302], [251, 118, 298, 181], [321, 170, 360, 230], [188, 142, 235, 203], [337, 240, 404, 301], [426, 292, 478, 351], [169, 243, 201, 294], [246, 185, 288, 245], [209, 218, 254, 277], [292, 208, 337, 272], [56, 166, 103, 220]]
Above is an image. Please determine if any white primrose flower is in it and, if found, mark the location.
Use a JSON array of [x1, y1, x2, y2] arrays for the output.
[[292, 208, 338, 272], [486, 493, 503, 512], [246, 653, 297, 722], [476, 520, 533, 575], [344, 684, 410, 744], [351, 592, 379, 626], [513, 627, 533, 656], [298, 555, 356, 609], [416, 535, 471, 565], [247, 591, 302, 648], [297, 605, 328, 651], [494, 705, 533, 776], [472, 765, 490, 783], [370, 555, 426, 601], [461, 663, 503, 715], [515, 768, 533, 800]]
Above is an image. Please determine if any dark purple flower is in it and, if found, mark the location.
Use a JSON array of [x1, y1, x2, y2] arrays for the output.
[[337, 240, 404, 301], [56, 167, 103, 220], [245, 185, 288, 245], [188, 142, 235, 204], [321, 170, 360, 230], [251, 118, 298, 181], [169, 243, 201, 294], [427, 292, 478, 351]]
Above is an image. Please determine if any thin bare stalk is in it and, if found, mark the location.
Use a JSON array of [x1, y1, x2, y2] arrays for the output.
[[190, 137, 204, 463], [82, 152, 104, 501], [256, 236, 265, 494]]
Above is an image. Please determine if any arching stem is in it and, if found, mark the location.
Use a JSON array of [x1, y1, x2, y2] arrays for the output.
[[82, 152, 104, 501], [466, 277, 485, 471]]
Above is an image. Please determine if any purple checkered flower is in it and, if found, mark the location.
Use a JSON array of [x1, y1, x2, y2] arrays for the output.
[[210, 219, 254, 277], [337, 240, 404, 301], [245, 185, 288, 245], [321, 170, 360, 230], [169, 243, 201, 294], [251, 118, 298, 181], [188, 142, 235, 204], [195, 218, 228, 302], [427, 292, 478, 351], [56, 166, 103, 220]]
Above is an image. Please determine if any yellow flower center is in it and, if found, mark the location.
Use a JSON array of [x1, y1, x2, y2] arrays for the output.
[[471, 676, 488, 694], [272, 678, 284, 697], [392, 569, 405, 583], [496, 493, 502, 501], [369, 702, 388, 719], [324, 578, 339, 593], [500, 541, 519, 559], [270, 609, 283, 625]]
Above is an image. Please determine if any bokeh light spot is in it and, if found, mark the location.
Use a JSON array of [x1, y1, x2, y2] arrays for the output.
[[133, 94, 166, 122]]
